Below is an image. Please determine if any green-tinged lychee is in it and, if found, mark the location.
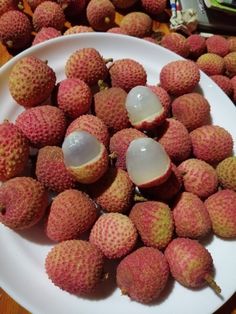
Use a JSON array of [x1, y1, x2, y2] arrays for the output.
[[0, 177, 48, 230], [58, 0, 86, 18], [190, 125, 233, 164], [16, 105, 67, 148], [8, 56, 56, 108], [36, 146, 76, 192], [161, 33, 189, 58], [32, 27, 61, 45], [120, 12, 152, 38], [0, 121, 29, 181], [46, 189, 97, 242], [94, 87, 130, 133], [173, 192, 212, 239], [45, 240, 104, 295], [205, 189, 236, 238], [89, 213, 137, 259], [228, 36, 236, 52], [178, 158, 218, 199], [116, 247, 169, 303], [224, 52, 236, 77], [206, 35, 230, 57], [216, 156, 236, 191], [86, 0, 115, 31], [196, 53, 225, 76], [129, 201, 173, 249], [165, 238, 221, 293]]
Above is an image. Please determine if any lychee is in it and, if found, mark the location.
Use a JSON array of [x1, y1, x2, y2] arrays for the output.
[[147, 85, 171, 116], [216, 156, 236, 191], [210, 75, 233, 96], [120, 12, 152, 38], [0, 0, 19, 17], [32, 27, 61, 45], [58, 0, 86, 18], [89, 212, 137, 259], [224, 52, 236, 77], [232, 75, 236, 102], [0, 177, 48, 230], [161, 33, 189, 58], [111, 0, 137, 9], [86, 0, 115, 31], [27, 0, 47, 11], [64, 25, 93, 35], [206, 35, 230, 57], [186, 34, 206, 59], [45, 240, 104, 295], [228, 36, 236, 52], [141, 0, 167, 16], [116, 247, 169, 303], [196, 53, 225, 76], [107, 27, 128, 34]]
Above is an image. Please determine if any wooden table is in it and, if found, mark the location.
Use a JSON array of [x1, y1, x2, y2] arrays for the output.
[[0, 287, 235, 314]]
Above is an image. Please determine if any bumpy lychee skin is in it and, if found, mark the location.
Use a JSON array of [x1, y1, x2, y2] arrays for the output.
[[36, 146, 76, 193], [66, 114, 109, 147], [94, 87, 130, 133], [232, 75, 236, 102], [0, 121, 29, 181], [64, 25, 93, 35], [65, 48, 108, 86], [0, 10, 32, 50], [160, 60, 200, 96], [57, 78, 92, 119], [186, 34, 206, 59], [120, 12, 152, 38], [0, 0, 18, 17], [216, 157, 236, 191], [109, 59, 147, 92], [27, 0, 46, 11], [178, 159, 218, 199], [196, 53, 225, 76], [173, 192, 212, 239], [33, 1, 66, 31], [190, 125, 233, 164], [129, 201, 173, 249], [9, 56, 56, 108], [58, 0, 86, 18], [111, 0, 137, 9], [205, 189, 236, 238], [206, 35, 230, 57], [148, 85, 171, 116], [228, 37, 236, 52], [46, 189, 97, 242], [32, 27, 61, 45], [165, 238, 220, 292], [109, 128, 147, 170], [0, 177, 48, 230], [16, 105, 67, 148], [141, 0, 167, 16], [86, 0, 115, 31], [45, 240, 104, 295], [161, 33, 189, 58], [117, 247, 169, 304], [156, 118, 192, 163], [171, 93, 211, 131], [224, 52, 236, 77], [89, 213, 137, 259], [210, 75, 233, 96], [107, 27, 128, 34], [88, 168, 134, 213]]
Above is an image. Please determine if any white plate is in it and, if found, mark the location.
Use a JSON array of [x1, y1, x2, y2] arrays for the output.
[[0, 33, 236, 314]]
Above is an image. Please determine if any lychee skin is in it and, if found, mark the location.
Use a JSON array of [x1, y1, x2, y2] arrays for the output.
[[129, 201, 174, 249], [64, 25, 94, 35], [107, 27, 128, 35], [228, 37, 236, 52], [161, 33, 190, 58], [160, 60, 200, 96], [15, 105, 67, 148], [224, 52, 236, 77], [46, 189, 97, 242], [205, 189, 236, 238], [120, 12, 153, 38], [0, 10, 32, 50], [216, 156, 236, 191], [165, 238, 214, 289], [33, 1, 66, 31], [141, 0, 167, 16], [190, 125, 233, 164], [196, 53, 225, 76], [206, 35, 230, 57], [178, 158, 218, 199], [116, 247, 169, 304], [89, 213, 137, 259], [232, 75, 236, 102], [210, 75, 233, 97], [0, 177, 48, 230], [0, 121, 29, 181], [0, 0, 18, 17], [111, 0, 137, 9], [171, 93, 211, 131], [36, 146, 76, 193], [147, 85, 171, 116], [57, 78, 92, 119], [186, 34, 206, 59], [32, 27, 61, 45], [173, 192, 212, 239], [59, 0, 86, 18], [45, 240, 104, 295], [86, 0, 115, 31], [8, 56, 56, 108], [109, 59, 147, 92], [65, 48, 108, 86]]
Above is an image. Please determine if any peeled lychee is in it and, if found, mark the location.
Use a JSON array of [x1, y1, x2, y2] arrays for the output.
[[89, 212, 137, 259], [32, 27, 61, 45], [224, 52, 236, 77], [186, 34, 206, 59], [206, 35, 230, 57], [0, 177, 48, 230], [161, 33, 189, 58], [116, 247, 169, 303], [210, 75, 233, 96], [86, 0, 115, 31], [46, 189, 97, 242], [147, 85, 171, 116], [196, 53, 225, 76], [120, 12, 152, 38], [216, 156, 236, 191], [45, 240, 104, 295], [141, 0, 167, 16], [0, 121, 29, 181], [8, 56, 56, 108]]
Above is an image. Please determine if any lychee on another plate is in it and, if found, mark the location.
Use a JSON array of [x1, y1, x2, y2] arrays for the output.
[[206, 35, 230, 57], [111, 0, 137, 9], [216, 156, 236, 191], [45, 240, 104, 295], [86, 0, 115, 31], [120, 12, 153, 38], [196, 53, 225, 76], [0, 177, 48, 230], [64, 25, 94, 35], [186, 34, 206, 59], [161, 33, 190, 58], [224, 52, 236, 77], [141, 0, 167, 16]]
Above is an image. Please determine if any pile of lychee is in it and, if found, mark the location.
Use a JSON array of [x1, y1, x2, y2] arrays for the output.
[[0, 45, 236, 305]]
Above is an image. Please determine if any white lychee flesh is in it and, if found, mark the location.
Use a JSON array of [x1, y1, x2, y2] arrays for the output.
[[126, 137, 171, 187]]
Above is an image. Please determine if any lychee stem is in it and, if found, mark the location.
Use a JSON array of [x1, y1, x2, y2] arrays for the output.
[[109, 152, 117, 160], [18, 2, 24, 10], [104, 17, 110, 24], [134, 194, 148, 202], [6, 41, 13, 48], [98, 80, 109, 91], [204, 274, 221, 295]]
